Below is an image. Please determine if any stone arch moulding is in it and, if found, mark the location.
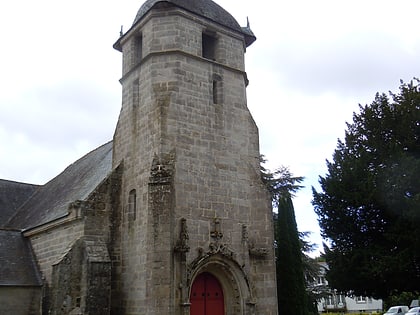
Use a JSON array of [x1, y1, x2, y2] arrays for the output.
[[187, 253, 256, 315]]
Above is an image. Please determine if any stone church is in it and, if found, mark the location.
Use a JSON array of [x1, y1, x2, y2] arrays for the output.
[[0, 0, 278, 314]]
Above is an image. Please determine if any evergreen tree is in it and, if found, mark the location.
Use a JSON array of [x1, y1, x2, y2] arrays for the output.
[[312, 79, 420, 298]]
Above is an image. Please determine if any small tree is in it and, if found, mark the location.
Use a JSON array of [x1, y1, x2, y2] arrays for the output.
[[276, 196, 310, 315], [300, 232, 323, 315], [261, 159, 313, 314]]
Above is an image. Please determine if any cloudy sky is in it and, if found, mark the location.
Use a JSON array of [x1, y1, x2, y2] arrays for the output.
[[1, 0, 419, 255]]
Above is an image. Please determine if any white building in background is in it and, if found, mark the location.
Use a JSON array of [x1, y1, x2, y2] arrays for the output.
[[314, 262, 383, 314]]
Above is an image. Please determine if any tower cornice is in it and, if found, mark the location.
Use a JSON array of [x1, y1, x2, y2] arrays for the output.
[[118, 49, 249, 87]]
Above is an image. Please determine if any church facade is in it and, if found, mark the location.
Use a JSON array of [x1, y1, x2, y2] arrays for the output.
[[0, 1, 278, 314]]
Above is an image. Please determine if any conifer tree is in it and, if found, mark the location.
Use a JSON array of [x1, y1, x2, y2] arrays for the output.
[[275, 196, 309, 315], [261, 159, 310, 314], [313, 79, 420, 298]]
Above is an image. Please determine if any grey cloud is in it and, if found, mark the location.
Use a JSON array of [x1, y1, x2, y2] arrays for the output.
[[254, 31, 419, 99], [1, 79, 120, 150]]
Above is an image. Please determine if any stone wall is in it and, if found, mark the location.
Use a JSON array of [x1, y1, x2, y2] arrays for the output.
[[0, 286, 42, 315], [26, 167, 121, 314], [27, 219, 85, 285]]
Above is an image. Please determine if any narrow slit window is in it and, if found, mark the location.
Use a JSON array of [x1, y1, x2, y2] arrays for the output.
[[212, 75, 222, 104], [128, 189, 137, 222], [132, 78, 139, 108], [213, 80, 218, 104], [134, 34, 143, 64]]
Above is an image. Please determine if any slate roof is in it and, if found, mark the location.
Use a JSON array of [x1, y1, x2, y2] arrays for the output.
[[135, 0, 241, 31], [115, 0, 256, 50], [0, 180, 39, 227], [6, 141, 113, 231], [0, 229, 42, 286]]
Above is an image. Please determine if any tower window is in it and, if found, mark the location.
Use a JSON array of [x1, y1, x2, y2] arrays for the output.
[[134, 34, 143, 64], [213, 80, 218, 104], [212, 74, 223, 104], [202, 32, 217, 60], [128, 189, 137, 223], [132, 78, 139, 108]]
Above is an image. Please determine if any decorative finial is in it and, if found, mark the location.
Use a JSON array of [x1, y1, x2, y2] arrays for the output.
[[120, 25, 123, 37], [247, 17, 250, 28]]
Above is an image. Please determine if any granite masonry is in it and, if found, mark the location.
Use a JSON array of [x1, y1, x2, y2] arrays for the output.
[[0, 1, 278, 314]]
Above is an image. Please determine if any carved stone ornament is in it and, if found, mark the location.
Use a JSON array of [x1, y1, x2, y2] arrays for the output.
[[208, 242, 234, 258], [241, 224, 249, 243], [149, 152, 174, 185], [174, 218, 190, 253], [248, 244, 268, 258], [210, 218, 223, 240], [68, 200, 90, 218]]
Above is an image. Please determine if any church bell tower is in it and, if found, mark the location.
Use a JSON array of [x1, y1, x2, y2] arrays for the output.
[[112, 0, 278, 314]]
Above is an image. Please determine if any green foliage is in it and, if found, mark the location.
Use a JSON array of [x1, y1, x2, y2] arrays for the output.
[[385, 291, 419, 310], [276, 196, 309, 315], [261, 159, 315, 314], [260, 156, 304, 203], [300, 231, 322, 314], [312, 79, 420, 299]]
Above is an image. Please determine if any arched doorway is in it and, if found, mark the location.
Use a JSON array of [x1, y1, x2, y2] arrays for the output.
[[190, 272, 224, 315]]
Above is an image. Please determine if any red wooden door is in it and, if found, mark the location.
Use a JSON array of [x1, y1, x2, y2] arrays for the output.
[[190, 272, 224, 315]]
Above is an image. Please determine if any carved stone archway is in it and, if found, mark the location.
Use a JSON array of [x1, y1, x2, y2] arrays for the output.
[[187, 253, 255, 315], [190, 272, 224, 315]]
